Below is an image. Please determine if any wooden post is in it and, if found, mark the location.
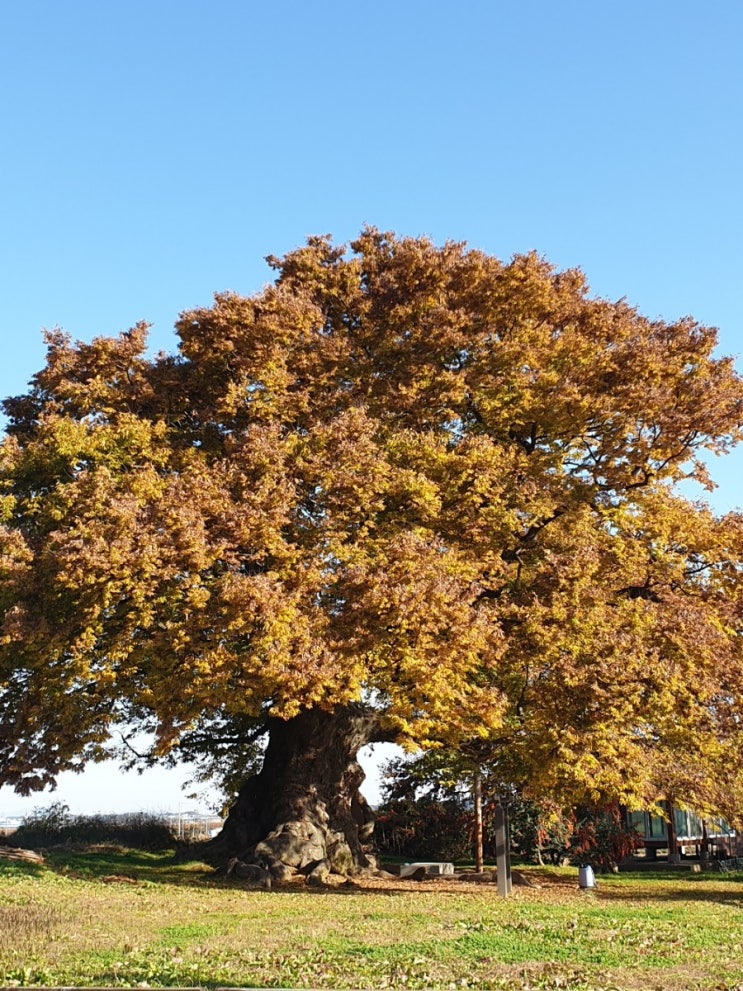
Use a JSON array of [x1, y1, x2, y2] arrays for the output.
[[473, 768, 483, 874], [495, 799, 512, 896], [666, 801, 680, 863], [505, 801, 513, 893]]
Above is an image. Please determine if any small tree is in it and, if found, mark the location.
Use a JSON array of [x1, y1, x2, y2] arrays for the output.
[[571, 805, 642, 871], [507, 795, 575, 866]]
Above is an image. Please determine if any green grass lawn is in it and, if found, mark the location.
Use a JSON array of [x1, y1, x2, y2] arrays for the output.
[[2, 848, 743, 989]]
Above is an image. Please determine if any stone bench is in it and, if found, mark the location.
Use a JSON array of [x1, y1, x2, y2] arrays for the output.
[[399, 861, 455, 878]]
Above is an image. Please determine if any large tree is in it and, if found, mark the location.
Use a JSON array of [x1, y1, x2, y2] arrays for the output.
[[2, 230, 743, 876]]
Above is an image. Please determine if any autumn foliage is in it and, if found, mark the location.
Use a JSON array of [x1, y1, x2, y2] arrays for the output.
[[2, 229, 743, 850]]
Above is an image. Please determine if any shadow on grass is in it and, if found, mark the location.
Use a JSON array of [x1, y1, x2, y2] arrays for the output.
[[593, 869, 743, 907], [6, 848, 743, 906], [2, 847, 484, 898], [48, 846, 223, 885], [2, 846, 216, 886], [2, 846, 407, 895], [0, 858, 46, 879]]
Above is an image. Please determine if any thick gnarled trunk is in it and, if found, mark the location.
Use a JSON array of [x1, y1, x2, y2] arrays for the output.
[[208, 704, 386, 878]]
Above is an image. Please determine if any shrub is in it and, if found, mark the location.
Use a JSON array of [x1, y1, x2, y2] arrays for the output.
[[12, 802, 177, 851], [374, 798, 473, 861], [570, 804, 642, 870], [507, 795, 576, 865]]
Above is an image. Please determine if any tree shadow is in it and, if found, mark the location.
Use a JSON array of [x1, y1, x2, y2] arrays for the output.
[[5, 847, 505, 897], [0, 858, 46, 879], [597, 871, 743, 906], [10, 848, 743, 905]]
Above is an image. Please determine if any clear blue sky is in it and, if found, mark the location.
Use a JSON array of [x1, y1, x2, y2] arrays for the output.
[[1, 1, 742, 816]]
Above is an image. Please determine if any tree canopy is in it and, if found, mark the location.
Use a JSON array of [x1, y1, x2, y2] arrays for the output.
[[2, 229, 743, 828]]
